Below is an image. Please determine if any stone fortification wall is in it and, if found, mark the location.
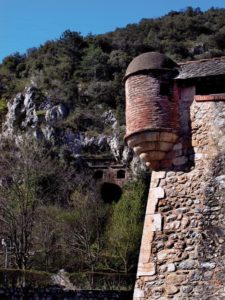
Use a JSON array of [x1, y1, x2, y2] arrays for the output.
[[134, 87, 225, 299], [0, 288, 132, 300]]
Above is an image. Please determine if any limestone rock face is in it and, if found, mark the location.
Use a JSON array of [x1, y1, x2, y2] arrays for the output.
[[3, 86, 38, 136], [101, 110, 118, 130], [83, 134, 110, 154], [45, 104, 68, 123], [40, 125, 56, 144], [102, 110, 125, 161], [107, 135, 121, 161], [62, 130, 84, 155], [122, 146, 133, 164], [129, 154, 147, 176], [1, 87, 139, 173], [51, 269, 75, 290]]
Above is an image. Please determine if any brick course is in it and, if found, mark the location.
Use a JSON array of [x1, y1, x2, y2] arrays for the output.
[[125, 75, 179, 137], [194, 94, 225, 101]]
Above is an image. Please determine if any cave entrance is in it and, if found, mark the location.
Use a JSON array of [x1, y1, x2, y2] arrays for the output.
[[117, 169, 125, 179], [94, 170, 103, 179], [101, 182, 122, 203]]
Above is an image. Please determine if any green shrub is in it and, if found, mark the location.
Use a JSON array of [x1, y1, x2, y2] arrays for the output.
[[36, 110, 46, 116], [69, 272, 135, 290], [0, 269, 52, 288], [0, 98, 7, 113], [0, 98, 8, 126]]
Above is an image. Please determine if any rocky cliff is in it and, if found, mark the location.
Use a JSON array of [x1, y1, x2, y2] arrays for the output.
[[1, 85, 144, 176]]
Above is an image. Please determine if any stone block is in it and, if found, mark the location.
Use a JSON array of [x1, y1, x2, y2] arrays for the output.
[[167, 263, 176, 272], [182, 285, 193, 293], [164, 221, 181, 231], [166, 214, 177, 222], [137, 262, 156, 277], [201, 262, 216, 270], [157, 249, 177, 261], [181, 217, 190, 229], [153, 171, 166, 179], [215, 175, 225, 188], [139, 231, 154, 264], [133, 287, 145, 299], [166, 273, 186, 284], [165, 285, 179, 295], [178, 259, 196, 270], [144, 214, 162, 232], [146, 187, 165, 214]]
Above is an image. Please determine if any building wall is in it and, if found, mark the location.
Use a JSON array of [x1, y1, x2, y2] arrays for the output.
[[134, 86, 225, 299]]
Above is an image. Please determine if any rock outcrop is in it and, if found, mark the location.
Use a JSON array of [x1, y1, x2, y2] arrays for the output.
[[1, 86, 139, 173]]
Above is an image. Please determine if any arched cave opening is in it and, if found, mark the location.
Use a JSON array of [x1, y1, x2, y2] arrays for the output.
[[117, 169, 125, 179], [94, 170, 103, 179], [101, 182, 122, 203]]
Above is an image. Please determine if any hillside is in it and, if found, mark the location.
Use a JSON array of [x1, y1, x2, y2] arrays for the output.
[[1, 7, 225, 110]]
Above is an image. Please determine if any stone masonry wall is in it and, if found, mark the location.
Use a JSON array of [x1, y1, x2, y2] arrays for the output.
[[134, 86, 225, 299]]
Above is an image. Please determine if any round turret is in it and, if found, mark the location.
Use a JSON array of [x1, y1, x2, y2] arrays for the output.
[[124, 52, 180, 169]]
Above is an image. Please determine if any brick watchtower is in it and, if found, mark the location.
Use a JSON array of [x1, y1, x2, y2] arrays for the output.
[[124, 52, 179, 169]]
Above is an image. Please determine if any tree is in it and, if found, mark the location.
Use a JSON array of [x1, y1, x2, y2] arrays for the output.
[[32, 205, 67, 272], [0, 137, 61, 270], [62, 177, 109, 274], [214, 28, 225, 50], [108, 50, 131, 71], [80, 44, 109, 80], [2, 53, 26, 73], [105, 179, 146, 273]]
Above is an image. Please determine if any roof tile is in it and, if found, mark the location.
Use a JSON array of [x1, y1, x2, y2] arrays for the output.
[[176, 57, 225, 79]]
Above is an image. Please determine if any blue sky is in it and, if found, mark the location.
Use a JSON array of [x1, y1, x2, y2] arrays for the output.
[[0, 0, 225, 62]]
